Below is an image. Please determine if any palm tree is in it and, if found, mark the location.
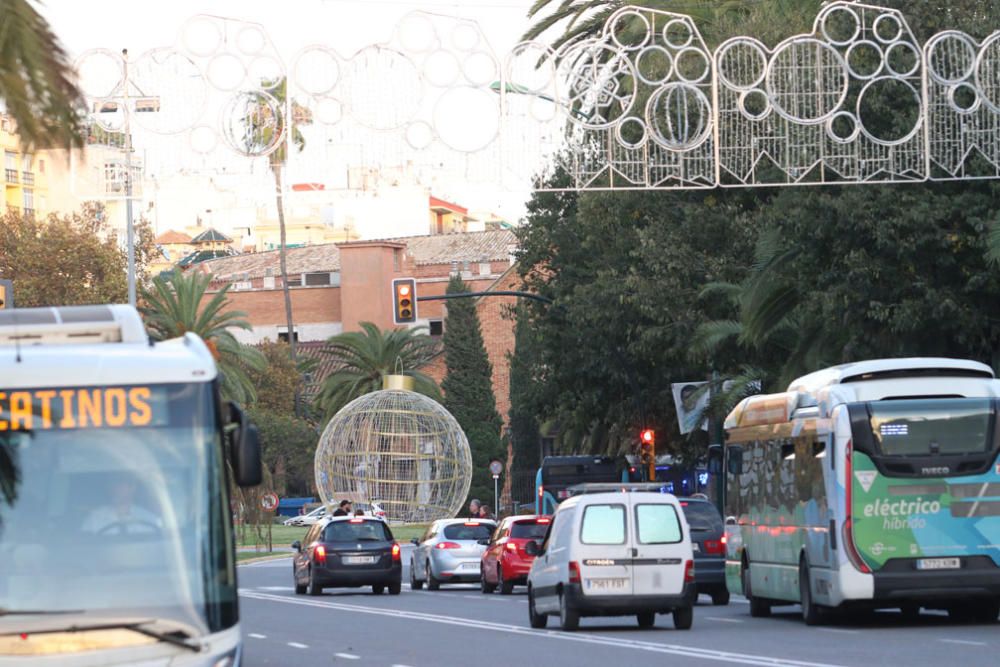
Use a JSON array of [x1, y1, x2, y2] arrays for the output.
[[140, 270, 266, 404], [315, 322, 443, 421], [0, 0, 86, 149], [243, 78, 312, 363]]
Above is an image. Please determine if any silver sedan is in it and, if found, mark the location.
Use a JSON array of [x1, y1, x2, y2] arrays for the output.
[[409, 519, 496, 590]]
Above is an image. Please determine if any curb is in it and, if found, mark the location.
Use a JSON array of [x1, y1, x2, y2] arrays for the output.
[[238, 553, 293, 566]]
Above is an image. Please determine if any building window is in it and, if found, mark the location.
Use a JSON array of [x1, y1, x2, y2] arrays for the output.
[[38, 159, 45, 174], [278, 330, 299, 343], [286, 275, 302, 288], [304, 272, 332, 286], [429, 320, 444, 337], [5, 151, 16, 170], [479, 262, 491, 276], [263, 276, 276, 289], [393, 249, 401, 272], [22, 189, 34, 212], [21, 154, 31, 171]]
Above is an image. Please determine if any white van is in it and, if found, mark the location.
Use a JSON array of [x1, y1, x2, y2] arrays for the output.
[[525, 491, 696, 631]]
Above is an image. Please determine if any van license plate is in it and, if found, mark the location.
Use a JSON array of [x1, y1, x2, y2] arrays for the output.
[[916, 558, 960, 570], [586, 578, 627, 591], [343, 556, 376, 565]]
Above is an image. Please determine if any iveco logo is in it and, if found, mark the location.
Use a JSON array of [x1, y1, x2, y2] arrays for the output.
[[921, 467, 950, 475]]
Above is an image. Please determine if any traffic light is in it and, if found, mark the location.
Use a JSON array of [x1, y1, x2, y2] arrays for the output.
[[639, 428, 655, 482], [0, 279, 11, 310], [392, 278, 417, 325]]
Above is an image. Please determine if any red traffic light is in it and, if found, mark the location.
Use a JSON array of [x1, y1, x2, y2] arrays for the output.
[[641, 429, 654, 444]]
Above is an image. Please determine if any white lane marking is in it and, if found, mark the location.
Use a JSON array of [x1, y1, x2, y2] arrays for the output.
[[463, 595, 482, 600], [940, 639, 987, 646], [258, 586, 293, 591], [248, 633, 267, 639], [241, 591, 848, 667], [818, 628, 858, 635], [705, 617, 744, 623], [334, 652, 361, 660], [287, 642, 309, 649]]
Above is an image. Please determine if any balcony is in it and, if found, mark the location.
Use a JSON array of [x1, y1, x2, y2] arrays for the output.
[[21, 171, 33, 186], [23, 207, 34, 219], [5, 169, 18, 184]]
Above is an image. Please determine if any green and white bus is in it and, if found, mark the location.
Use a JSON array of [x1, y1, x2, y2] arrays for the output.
[[713, 358, 1000, 624], [0, 305, 261, 665]]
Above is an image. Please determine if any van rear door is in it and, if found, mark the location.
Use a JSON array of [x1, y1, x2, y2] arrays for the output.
[[630, 498, 688, 597], [577, 502, 634, 597]]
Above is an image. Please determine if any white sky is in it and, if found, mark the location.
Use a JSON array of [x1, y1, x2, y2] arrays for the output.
[[42, 0, 545, 224]]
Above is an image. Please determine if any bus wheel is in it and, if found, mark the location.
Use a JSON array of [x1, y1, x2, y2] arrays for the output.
[[799, 560, 824, 626], [743, 558, 771, 618]]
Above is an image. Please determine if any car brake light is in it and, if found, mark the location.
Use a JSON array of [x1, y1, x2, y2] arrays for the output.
[[349, 517, 364, 523], [464, 522, 480, 527], [537, 517, 551, 524], [505, 542, 518, 552], [391, 543, 401, 562], [314, 545, 327, 565], [568, 561, 581, 584], [538, 485, 544, 498], [721, 534, 727, 545], [436, 542, 461, 550], [681, 501, 689, 506], [684, 559, 695, 583]]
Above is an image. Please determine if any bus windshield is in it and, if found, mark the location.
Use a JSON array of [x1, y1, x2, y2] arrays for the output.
[[0, 382, 234, 640], [869, 398, 994, 456]]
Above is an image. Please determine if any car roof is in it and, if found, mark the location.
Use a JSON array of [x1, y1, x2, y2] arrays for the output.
[[560, 490, 680, 509], [435, 518, 496, 527], [320, 515, 387, 525]]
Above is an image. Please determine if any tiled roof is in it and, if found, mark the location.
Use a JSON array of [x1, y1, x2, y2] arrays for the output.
[[155, 229, 192, 244], [178, 248, 237, 268], [191, 228, 233, 244], [197, 229, 517, 281]]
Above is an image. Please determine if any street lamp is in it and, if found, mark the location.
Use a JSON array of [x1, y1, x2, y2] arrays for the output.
[[96, 48, 161, 307]]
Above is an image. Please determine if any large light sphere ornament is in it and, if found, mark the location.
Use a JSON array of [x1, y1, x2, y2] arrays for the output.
[[314, 377, 472, 523]]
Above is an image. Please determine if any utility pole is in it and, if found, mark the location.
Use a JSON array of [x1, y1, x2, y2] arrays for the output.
[[122, 48, 136, 307]]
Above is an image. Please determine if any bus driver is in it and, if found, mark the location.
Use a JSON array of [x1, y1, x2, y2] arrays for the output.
[[82, 475, 162, 535]]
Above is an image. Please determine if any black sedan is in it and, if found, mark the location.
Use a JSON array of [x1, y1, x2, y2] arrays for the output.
[[292, 516, 402, 595], [679, 497, 729, 605]]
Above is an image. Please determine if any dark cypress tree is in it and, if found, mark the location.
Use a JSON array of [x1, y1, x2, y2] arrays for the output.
[[508, 303, 541, 474], [442, 275, 505, 514]]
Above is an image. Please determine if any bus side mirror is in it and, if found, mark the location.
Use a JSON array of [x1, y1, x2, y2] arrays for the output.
[[706, 445, 723, 475], [228, 402, 262, 487], [727, 446, 744, 476]]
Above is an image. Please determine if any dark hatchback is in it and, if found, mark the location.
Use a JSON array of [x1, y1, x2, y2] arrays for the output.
[[292, 516, 402, 595], [679, 498, 729, 605]]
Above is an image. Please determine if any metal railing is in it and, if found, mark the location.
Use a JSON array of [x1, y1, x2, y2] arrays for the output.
[[21, 171, 33, 186], [4, 169, 18, 184], [23, 207, 34, 219]]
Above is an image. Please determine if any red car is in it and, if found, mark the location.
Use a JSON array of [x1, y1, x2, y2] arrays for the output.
[[479, 515, 551, 594]]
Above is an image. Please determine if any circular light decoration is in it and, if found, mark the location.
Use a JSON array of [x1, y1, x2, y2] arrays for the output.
[[315, 385, 472, 524]]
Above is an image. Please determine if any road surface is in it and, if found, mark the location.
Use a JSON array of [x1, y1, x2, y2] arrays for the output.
[[237, 547, 998, 667]]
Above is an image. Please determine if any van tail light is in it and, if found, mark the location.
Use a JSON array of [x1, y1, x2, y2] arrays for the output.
[[568, 561, 581, 584], [391, 543, 401, 562], [684, 559, 695, 583], [703, 539, 725, 555], [505, 542, 518, 552], [436, 542, 461, 550], [843, 439, 871, 574], [314, 545, 327, 565]]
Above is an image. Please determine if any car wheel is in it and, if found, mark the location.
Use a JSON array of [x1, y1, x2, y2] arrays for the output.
[[559, 590, 579, 631], [307, 569, 323, 596], [637, 611, 655, 629], [481, 569, 496, 594], [711, 588, 730, 606], [427, 562, 440, 591], [388, 580, 402, 595], [410, 560, 423, 590], [673, 605, 693, 630], [743, 557, 770, 618], [799, 560, 824, 626], [372, 584, 384, 595], [499, 567, 514, 595], [528, 586, 547, 629]]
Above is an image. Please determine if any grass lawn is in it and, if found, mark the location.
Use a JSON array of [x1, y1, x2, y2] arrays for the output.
[[236, 523, 429, 548]]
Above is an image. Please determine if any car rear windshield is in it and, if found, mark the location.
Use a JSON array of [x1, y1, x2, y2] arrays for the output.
[[510, 521, 549, 539], [323, 520, 392, 542], [680, 501, 723, 532], [868, 398, 994, 456], [580, 504, 626, 544], [635, 504, 683, 544], [443, 523, 493, 541]]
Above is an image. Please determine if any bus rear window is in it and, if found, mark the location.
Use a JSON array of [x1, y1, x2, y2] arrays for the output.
[[869, 398, 993, 456]]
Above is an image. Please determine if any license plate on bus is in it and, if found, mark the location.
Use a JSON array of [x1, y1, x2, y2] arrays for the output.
[[916, 558, 960, 570], [343, 555, 376, 565], [586, 578, 628, 591]]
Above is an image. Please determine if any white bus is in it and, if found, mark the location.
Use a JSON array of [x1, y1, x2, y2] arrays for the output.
[[712, 358, 1000, 625], [0, 305, 261, 665]]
